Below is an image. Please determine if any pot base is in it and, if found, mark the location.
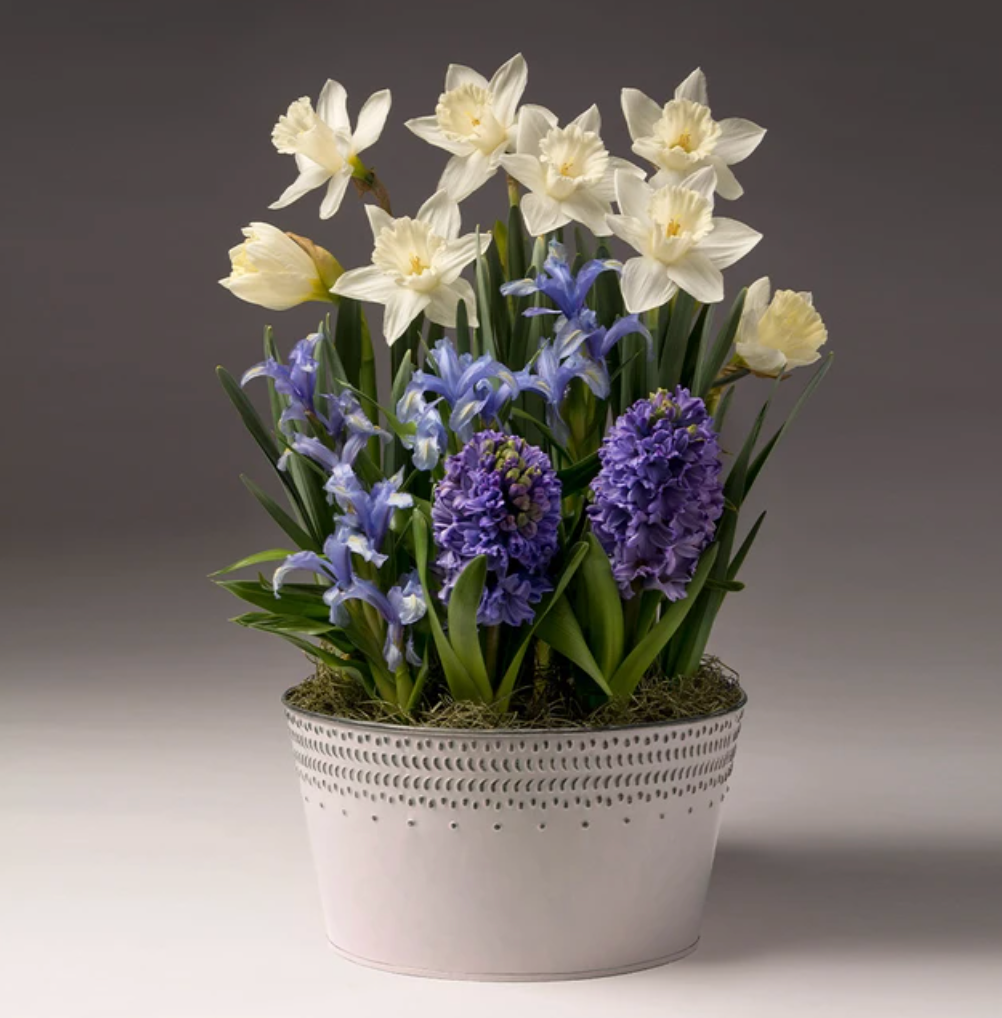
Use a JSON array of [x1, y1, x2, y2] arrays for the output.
[[328, 937, 701, 982]]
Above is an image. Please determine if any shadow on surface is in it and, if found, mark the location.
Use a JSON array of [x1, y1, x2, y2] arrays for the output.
[[690, 841, 1002, 964]]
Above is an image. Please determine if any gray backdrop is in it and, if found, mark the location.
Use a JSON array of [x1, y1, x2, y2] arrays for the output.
[[4, 2, 1001, 1015]]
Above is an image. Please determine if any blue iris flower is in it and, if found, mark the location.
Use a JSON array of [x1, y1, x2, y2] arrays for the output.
[[242, 333, 327, 435], [397, 339, 521, 470], [503, 242, 652, 443], [272, 472, 425, 671]]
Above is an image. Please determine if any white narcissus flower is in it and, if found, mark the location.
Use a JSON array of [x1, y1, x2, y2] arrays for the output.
[[622, 68, 765, 199], [735, 277, 828, 375], [219, 223, 338, 311], [270, 80, 391, 219], [501, 105, 642, 238], [405, 55, 527, 201], [332, 190, 490, 344], [606, 166, 762, 312]]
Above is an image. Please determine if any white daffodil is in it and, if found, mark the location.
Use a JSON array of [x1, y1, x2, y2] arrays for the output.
[[622, 68, 765, 199], [332, 190, 490, 344], [270, 80, 391, 219], [500, 104, 641, 238], [735, 277, 828, 375], [219, 223, 339, 311], [405, 54, 527, 201], [606, 166, 762, 312]]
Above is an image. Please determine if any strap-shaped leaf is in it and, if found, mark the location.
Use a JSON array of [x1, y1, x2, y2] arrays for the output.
[[333, 297, 363, 390], [210, 549, 294, 577], [659, 291, 696, 391], [411, 511, 483, 702], [494, 541, 590, 710], [217, 365, 282, 467], [216, 579, 330, 620], [446, 556, 492, 698], [263, 327, 285, 430], [681, 304, 713, 390], [455, 297, 471, 356], [727, 510, 766, 582], [609, 545, 718, 699], [744, 353, 833, 497], [694, 287, 746, 397], [576, 534, 624, 678], [474, 233, 496, 360], [536, 595, 612, 695], [230, 611, 338, 637], [240, 475, 320, 552], [556, 450, 600, 495]]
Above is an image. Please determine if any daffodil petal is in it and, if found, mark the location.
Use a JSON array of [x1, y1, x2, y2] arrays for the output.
[[715, 118, 767, 163], [520, 192, 570, 237], [710, 159, 743, 199], [665, 252, 724, 303], [319, 171, 352, 219], [674, 67, 708, 105], [445, 63, 488, 92], [621, 88, 662, 141], [417, 189, 461, 240], [621, 256, 676, 313], [332, 264, 398, 302], [383, 288, 431, 344], [489, 53, 527, 125], [439, 149, 495, 201], [571, 103, 601, 134], [269, 163, 331, 210], [700, 217, 762, 269], [353, 89, 392, 153], [317, 79, 349, 132]]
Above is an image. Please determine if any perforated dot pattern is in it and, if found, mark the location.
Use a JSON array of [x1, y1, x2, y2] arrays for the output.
[[285, 703, 744, 818]]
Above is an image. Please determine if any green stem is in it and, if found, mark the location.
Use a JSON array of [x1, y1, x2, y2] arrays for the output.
[[485, 625, 501, 682]]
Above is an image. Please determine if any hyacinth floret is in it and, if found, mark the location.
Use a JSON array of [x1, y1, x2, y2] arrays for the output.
[[432, 431, 561, 626], [588, 387, 724, 600]]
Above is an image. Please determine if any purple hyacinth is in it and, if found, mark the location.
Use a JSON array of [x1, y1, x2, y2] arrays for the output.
[[589, 388, 724, 601], [432, 431, 561, 627]]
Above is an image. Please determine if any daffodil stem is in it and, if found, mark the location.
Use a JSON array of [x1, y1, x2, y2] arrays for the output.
[[710, 366, 750, 389], [352, 167, 393, 215]]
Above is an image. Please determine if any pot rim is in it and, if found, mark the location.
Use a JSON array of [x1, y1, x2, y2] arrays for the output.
[[281, 682, 747, 739]]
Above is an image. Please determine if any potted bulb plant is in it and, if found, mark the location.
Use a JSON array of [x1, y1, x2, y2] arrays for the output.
[[214, 56, 831, 980]]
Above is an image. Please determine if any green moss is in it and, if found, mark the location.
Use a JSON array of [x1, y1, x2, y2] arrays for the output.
[[285, 657, 745, 730]]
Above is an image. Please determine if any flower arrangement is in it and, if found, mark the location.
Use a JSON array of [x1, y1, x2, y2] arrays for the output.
[[215, 57, 831, 724]]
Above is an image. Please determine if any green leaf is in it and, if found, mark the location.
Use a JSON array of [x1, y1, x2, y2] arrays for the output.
[[681, 304, 712, 390], [446, 556, 492, 699], [744, 353, 833, 497], [694, 287, 746, 397], [240, 475, 320, 552], [230, 611, 337, 637], [455, 296, 471, 356], [333, 297, 363, 389], [405, 652, 432, 713], [727, 510, 767, 582], [510, 406, 566, 451], [576, 534, 624, 678], [556, 450, 600, 495], [609, 545, 718, 699], [217, 365, 282, 467], [391, 349, 414, 406], [287, 453, 329, 546], [210, 548, 294, 577], [714, 385, 735, 431], [536, 596, 612, 695], [705, 578, 746, 593], [216, 579, 330, 620], [263, 326, 285, 430], [506, 203, 527, 282], [474, 232, 496, 359], [659, 291, 696, 390], [494, 541, 590, 710], [411, 512, 483, 702]]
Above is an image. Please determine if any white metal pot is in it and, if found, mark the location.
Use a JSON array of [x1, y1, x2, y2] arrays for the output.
[[283, 692, 745, 981]]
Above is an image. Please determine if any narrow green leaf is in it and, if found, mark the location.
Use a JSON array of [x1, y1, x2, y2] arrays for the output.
[[494, 541, 590, 710], [216, 579, 330, 620], [411, 512, 482, 702], [333, 297, 362, 389], [714, 385, 735, 431], [659, 291, 696, 390], [694, 288, 746, 397], [506, 203, 527, 282], [536, 596, 612, 695], [576, 534, 624, 678], [705, 578, 746, 593], [217, 366, 282, 467], [405, 652, 432, 713], [391, 349, 413, 407], [210, 548, 294, 577], [230, 611, 337, 637], [681, 304, 712, 390], [744, 353, 833, 497], [455, 295, 471, 356], [556, 450, 600, 495], [609, 545, 718, 699], [727, 510, 767, 582], [240, 475, 320, 552], [474, 233, 496, 359], [446, 556, 492, 699], [287, 454, 329, 546], [263, 326, 285, 430]]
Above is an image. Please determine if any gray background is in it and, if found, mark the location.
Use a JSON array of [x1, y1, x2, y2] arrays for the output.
[[3, 1, 1001, 1015]]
